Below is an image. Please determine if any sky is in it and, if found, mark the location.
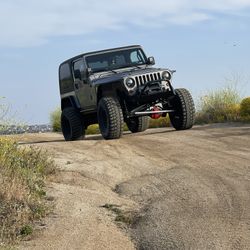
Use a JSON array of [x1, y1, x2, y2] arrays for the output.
[[0, 0, 250, 124]]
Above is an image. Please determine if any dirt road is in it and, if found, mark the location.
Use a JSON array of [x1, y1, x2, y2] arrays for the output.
[[18, 123, 250, 250]]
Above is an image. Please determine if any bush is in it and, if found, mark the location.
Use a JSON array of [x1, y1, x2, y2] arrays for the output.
[[0, 138, 56, 244], [86, 124, 100, 135], [149, 116, 170, 128], [240, 97, 250, 117], [196, 84, 241, 124], [50, 107, 61, 132]]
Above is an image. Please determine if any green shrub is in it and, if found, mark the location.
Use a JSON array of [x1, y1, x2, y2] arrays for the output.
[[50, 107, 61, 132], [149, 116, 170, 128], [86, 124, 100, 135], [0, 138, 56, 244], [20, 225, 33, 236], [240, 97, 250, 117], [196, 84, 241, 124]]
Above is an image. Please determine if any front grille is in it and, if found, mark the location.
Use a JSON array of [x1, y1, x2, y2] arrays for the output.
[[134, 72, 161, 86]]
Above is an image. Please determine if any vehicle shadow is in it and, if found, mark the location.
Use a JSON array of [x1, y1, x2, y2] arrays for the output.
[[18, 139, 65, 145], [126, 128, 175, 137], [18, 128, 178, 145]]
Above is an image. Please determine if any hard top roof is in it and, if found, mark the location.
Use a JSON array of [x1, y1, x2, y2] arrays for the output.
[[60, 45, 142, 65]]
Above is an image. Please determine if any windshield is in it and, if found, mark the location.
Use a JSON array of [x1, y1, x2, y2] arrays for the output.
[[85, 48, 147, 73]]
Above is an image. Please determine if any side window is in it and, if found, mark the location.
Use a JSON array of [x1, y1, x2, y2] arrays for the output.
[[73, 59, 84, 79], [130, 50, 143, 64], [59, 63, 71, 80], [59, 63, 74, 94]]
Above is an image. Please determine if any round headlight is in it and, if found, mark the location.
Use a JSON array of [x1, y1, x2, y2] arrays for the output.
[[125, 78, 136, 88], [162, 71, 171, 80]]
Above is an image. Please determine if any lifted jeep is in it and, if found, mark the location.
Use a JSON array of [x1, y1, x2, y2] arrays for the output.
[[58, 45, 195, 140]]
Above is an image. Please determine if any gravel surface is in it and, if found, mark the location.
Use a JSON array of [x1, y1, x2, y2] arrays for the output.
[[14, 123, 250, 250], [0, 124, 52, 135]]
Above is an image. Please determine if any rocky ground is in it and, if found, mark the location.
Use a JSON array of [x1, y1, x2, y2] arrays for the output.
[[13, 123, 250, 250]]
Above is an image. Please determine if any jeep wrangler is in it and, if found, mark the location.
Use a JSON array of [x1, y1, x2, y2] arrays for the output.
[[58, 45, 195, 141]]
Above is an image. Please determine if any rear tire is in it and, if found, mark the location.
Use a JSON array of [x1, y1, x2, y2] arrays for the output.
[[169, 88, 195, 130], [97, 97, 124, 139], [126, 116, 149, 133], [61, 107, 85, 141]]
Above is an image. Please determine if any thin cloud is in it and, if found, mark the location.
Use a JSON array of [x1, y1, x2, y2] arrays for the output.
[[0, 0, 250, 47]]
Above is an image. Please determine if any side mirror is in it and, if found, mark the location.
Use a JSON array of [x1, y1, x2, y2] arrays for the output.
[[147, 56, 155, 65], [86, 68, 92, 75], [74, 69, 82, 80]]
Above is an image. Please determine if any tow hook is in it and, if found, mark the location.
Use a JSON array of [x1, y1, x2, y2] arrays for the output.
[[151, 106, 162, 119]]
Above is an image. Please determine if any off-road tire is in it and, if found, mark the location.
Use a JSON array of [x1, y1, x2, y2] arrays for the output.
[[126, 116, 149, 133], [61, 107, 85, 141], [97, 97, 124, 139], [169, 88, 195, 130]]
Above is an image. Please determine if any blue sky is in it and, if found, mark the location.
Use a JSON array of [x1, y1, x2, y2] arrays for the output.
[[1, 0, 250, 124]]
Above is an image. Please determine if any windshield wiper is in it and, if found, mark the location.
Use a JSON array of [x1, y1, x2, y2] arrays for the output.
[[97, 68, 118, 78], [105, 68, 118, 74], [131, 65, 141, 69], [115, 64, 143, 70]]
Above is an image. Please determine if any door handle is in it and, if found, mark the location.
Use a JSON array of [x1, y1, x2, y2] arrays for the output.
[[74, 82, 79, 90]]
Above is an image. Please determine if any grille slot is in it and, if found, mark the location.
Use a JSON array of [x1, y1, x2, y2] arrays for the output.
[[135, 72, 161, 86]]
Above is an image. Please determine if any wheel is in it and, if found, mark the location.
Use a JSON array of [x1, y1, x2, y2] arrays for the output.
[[61, 107, 85, 141], [126, 116, 149, 133], [97, 97, 124, 139], [169, 88, 195, 130]]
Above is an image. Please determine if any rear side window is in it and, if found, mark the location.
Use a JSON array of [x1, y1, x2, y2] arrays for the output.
[[59, 63, 74, 94], [73, 59, 85, 79]]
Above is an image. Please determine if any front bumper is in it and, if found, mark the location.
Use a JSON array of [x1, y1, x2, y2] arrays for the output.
[[126, 79, 174, 105], [139, 79, 172, 95]]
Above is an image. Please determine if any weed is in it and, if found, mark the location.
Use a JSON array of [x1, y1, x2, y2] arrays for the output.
[[0, 138, 56, 245], [101, 203, 133, 225], [20, 225, 33, 237], [114, 214, 133, 224], [102, 203, 117, 209]]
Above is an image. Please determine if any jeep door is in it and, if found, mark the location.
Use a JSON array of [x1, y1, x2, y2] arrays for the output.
[[73, 59, 96, 111]]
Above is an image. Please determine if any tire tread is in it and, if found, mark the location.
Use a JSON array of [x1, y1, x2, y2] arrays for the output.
[[169, 88, 195, 130], [98, 97, 124, 139], [61, 107, 84, 141]]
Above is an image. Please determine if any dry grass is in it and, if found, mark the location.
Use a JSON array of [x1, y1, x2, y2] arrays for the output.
[[0, 98, 24, 132], [0, 138, 56, 245], [195, 84, 241, 124]]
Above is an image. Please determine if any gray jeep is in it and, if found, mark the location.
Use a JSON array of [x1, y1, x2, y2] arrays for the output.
[[58, 45, 195, 140]]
